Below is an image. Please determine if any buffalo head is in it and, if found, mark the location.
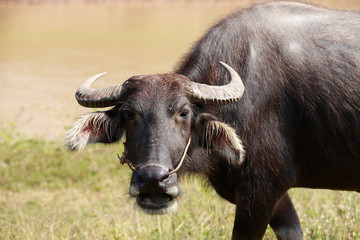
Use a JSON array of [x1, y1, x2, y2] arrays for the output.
[[66, 62, 245, 214]]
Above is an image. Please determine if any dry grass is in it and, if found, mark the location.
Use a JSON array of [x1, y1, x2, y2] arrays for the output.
[[0, 185, 236, 240], [1, 187, 359, 239]]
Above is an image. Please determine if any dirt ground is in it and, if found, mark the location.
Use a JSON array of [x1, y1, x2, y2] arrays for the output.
[[1, 0, 359, 140]]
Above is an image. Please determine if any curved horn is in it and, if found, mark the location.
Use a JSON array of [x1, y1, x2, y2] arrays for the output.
[[189, 62, 245, 105], [75, 72, 126, 108]]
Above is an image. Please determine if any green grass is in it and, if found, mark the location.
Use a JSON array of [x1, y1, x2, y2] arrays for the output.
[[1, 126, 359, 239]]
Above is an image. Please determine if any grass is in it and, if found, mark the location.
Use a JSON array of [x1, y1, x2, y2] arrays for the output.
[[0, 125, 235, 239], [0, 125, 359, 240]]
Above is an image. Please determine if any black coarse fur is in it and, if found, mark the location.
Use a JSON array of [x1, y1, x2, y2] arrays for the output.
[[176, 1, 360, 239]]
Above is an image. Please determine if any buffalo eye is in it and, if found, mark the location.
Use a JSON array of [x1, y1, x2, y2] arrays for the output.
[[179, 109, 189, 119], [124, 110, 135, 120]]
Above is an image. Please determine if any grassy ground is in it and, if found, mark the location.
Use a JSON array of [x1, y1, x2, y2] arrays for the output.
[[0, 126, 359, 240]]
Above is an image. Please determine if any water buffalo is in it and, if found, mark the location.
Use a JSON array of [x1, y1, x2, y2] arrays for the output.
[[66, 1, 360, 239]]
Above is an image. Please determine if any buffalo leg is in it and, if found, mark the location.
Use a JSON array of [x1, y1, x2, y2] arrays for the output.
[[270, 193, 303, 240], [232, 196, 275, 240], [231, 192, 302, 240]]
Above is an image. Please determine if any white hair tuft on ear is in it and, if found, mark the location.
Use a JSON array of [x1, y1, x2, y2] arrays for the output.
[[204, 120, 246, 164], [195, 113, 245, 165], [65, 112, 113, 151]]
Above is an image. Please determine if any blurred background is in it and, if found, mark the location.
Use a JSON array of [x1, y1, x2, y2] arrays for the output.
[[1, 1, 360, 239], [1, 0, 360, 140]]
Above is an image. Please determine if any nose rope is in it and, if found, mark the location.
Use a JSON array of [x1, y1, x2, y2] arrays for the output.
[[117, 152, 138, 173], [169, 136, 191, 175], [117, 136, 191, 175]]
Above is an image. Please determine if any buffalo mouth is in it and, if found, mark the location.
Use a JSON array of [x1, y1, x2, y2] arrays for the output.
[[136, 192, 179, 214]]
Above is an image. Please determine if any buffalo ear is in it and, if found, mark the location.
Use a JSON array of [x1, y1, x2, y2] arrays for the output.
[[66, 110, 123, 151], [194, 113, 245, 164]]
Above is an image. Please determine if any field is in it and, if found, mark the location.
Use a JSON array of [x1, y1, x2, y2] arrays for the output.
[[1, 1, 360, 239]]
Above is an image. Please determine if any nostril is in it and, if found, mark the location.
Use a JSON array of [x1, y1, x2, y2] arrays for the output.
[[136, 173, 145, 185], [160, 172, 170, 182]]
